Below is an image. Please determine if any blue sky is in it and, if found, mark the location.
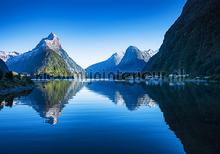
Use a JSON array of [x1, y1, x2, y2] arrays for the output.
[[0, 0, 186, 68]]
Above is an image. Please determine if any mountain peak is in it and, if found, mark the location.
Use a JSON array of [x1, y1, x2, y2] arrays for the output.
[[111, 51, 124, 65], [124, 46, 141, 57], [124, 46, 154, 62], [35, 33, 61, 50], [127, 46, 139, 51], [117, 46, 152, 72], [47, 32, 57, 40]]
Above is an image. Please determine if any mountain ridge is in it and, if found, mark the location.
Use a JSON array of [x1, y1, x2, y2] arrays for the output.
[[86, 46, 154, 77]]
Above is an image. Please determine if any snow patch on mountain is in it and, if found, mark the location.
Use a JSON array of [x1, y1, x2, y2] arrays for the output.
[[0, 51, 20, 62], [36, 32, 61, 51], [146, 49, 158, 57]]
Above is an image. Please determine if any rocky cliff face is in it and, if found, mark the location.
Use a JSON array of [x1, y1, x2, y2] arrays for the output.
[[144, 0, 220, 78]]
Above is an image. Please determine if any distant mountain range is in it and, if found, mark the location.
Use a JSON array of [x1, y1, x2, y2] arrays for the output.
[[144, 0, 220, 79], [6, 33, 84, 77], [86, 46, 155, 77], [0, 51, 20, 62]]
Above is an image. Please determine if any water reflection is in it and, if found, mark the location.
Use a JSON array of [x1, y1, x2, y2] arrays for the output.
[[145, 83, 220, 154], [87, 81, 157, 110], [18, 81, 84, 124], [0, 81, 84, 124], [87, 81, 220, 154], [0, 90, 32, 110], [0, 81, 220, 154]]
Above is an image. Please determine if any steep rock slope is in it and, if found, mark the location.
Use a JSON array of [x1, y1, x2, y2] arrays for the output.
[[144, 0, 220, 78]]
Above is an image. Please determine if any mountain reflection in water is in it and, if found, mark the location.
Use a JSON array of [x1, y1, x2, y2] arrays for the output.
[[145, 83, 220, 154], [1, 81, 84, 124], [86, 81, 157, 110], [0, 81, 220, 154]]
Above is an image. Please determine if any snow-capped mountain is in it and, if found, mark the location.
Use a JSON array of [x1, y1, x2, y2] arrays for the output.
[[117, 46, 151, 72], [0, 51, 20, 62], [86, 51, 124, 74], [6, 33, 84, 77]]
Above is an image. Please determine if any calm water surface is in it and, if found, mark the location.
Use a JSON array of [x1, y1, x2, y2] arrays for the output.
[[0, 81, 220, 154]]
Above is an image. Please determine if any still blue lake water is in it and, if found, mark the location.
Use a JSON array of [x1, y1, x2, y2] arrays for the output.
[[0, 81, 220, 154]]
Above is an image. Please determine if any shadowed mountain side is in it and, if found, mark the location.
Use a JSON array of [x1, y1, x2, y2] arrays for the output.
[[0, 59, 9, 74], [86, 81, 156, 110], [144, 83, 220, 154], [18, 81, 84, 124], [144, 0, 220, 79]]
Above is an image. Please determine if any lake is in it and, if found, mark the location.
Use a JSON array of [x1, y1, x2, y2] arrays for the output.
[[0, 80, 220, 154]]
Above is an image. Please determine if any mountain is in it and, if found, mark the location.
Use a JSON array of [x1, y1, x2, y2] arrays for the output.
[[118, 46, 151, 72], [0, 51, 20, 62], [0, 59, 9, 74], [144, 0, 220, 79], [6, 33, 84, 77], [86, 51, 124, 75], [86, 46, 152, 77]]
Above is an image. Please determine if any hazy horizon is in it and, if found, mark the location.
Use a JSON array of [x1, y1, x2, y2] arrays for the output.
[[0, 0, 186, 68]]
